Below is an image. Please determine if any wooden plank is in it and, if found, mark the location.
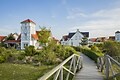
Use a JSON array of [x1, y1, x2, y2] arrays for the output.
[[75, 53, 104, 80]]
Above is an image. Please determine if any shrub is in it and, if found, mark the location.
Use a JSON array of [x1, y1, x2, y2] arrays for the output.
[[81, 48, 103, 63], [72, 46, 81, 52], [64, 46, 77, 59], [0, 47, 14, 63], [90, 45, 101, 53], [24, 46, 36, 56], [103, 41, 120, 56]]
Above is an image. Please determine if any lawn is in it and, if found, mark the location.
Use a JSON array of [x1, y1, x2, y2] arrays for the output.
[[0, 63, 54, 80]]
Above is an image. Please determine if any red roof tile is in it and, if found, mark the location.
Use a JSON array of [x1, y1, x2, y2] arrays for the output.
[[0, 36, 6, 42], [89, 38, 97, 42], [5, 40, 20, 43], [31, 34, 38, 40], [21, 19, 36, 24]]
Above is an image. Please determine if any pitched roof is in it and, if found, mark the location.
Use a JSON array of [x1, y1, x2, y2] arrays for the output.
[[0, 36, 6, 42], [68, 33, 75, 38], [62, 35, 68, 41], [21, 19, 36, 24], [81, 32, 89, 37], [31, 34, 38, 40], [17, 34, 21, 41], [115, 31, 120, 33]]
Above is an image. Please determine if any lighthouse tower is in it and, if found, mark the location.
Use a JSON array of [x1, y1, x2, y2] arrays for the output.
[[115, 31, 120, 42], [20, 19, 38, 49]]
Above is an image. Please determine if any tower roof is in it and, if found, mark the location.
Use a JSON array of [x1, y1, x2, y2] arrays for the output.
[[115, 31, 120, 33], [21, 19, 36, 24]]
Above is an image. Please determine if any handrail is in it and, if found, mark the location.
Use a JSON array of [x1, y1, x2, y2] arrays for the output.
[[38, 53, 83, 80], [97, 55, 120, 80]]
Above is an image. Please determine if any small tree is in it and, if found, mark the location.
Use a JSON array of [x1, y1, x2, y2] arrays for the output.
[[38, 27, 51, 46], [103, 41, 120, 56], [81, 37, 88, 46], [24, 46, 36, 56]]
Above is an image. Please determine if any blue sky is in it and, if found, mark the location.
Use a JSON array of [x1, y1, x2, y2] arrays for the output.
[[0, 0, 120, 39]]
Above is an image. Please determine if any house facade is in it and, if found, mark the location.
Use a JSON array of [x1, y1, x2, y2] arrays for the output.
[[115, 31, 120, 42], [0, 19, 59, 49], [21, 19, 39, 49], [61, 29, 89, 46]]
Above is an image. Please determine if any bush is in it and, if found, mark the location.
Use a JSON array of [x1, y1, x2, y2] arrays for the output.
[[103, 41, 120, 56], [72, 46, 81, 52], [0, 47, 14, 63], [81, 48, 103, 63], [24, 46, 36, 56]]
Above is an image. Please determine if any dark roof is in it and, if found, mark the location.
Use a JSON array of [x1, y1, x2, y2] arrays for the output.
[[115, 31, 120, 33], [81, 32, 89, 37], [68, 32, 89, 38], [108, 36, 115, 41], [21, 19, 36, 24], [63, 35, 68, 41], [68, 33, 75, 38]]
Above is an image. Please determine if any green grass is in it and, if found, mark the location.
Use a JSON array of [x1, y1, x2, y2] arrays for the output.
[[0, 63, 54, 80]]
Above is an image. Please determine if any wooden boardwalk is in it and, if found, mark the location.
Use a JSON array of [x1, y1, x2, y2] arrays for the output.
[[75, 53, 104, 80]]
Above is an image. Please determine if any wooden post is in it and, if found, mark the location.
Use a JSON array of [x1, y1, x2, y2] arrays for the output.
[[73, 56, 76, 73], [105, 55, 110, 79], [60, 67, 63, 80], [66, 58, 74, 80]]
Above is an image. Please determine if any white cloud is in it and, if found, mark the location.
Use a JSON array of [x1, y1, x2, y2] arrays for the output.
[[66, 8, 87, 19], [0, 25, 20, 35], [92, 8, 120, 19], [70, 8, 120, 37]]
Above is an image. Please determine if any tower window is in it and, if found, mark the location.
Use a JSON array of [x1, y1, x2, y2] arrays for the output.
[[24, 33, 27, 40], [24, 43, 28, 48]]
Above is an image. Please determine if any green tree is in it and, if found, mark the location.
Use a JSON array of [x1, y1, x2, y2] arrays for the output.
[[38, 27, 51, 46], [24, 46, 36, 56], [81, 37, 88, 46], [103, 41, 120, 56]]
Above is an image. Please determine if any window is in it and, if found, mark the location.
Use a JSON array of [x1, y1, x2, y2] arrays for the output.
[[71, 39, 73, 46], [24, 43, 28, 48], [24, 33, 27, 40]]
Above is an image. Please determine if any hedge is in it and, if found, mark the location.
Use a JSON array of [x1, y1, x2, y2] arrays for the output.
[[81, 48, 103, 63]]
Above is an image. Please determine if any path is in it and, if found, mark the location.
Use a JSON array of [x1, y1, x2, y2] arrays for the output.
[[75, 53, 104, 80]]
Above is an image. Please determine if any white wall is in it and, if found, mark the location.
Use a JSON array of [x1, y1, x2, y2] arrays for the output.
[[68, 31, 84, 46], [21, 22, 36, 49], [115, 33, 120, 42]]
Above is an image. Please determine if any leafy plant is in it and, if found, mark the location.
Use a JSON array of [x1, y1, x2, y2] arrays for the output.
[[24, 46, 36, 56], [38, 27, 51, 46]]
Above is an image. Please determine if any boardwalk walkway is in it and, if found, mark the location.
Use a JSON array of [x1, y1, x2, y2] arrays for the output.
[[75, 53, 104, 80]]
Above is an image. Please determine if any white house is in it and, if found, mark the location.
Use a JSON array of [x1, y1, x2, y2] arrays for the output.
[[115, 31, 120, 42], [21, 19, 39, 49], [61, 29, 89, 46]]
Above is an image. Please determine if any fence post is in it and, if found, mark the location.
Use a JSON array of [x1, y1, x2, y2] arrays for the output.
[[105, 55, 109, 79], [60, 67, 63, 80], [73, 55, 76, 73]]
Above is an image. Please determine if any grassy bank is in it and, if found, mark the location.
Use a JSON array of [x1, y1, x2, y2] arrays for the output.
[[0, 63, 54, 80]]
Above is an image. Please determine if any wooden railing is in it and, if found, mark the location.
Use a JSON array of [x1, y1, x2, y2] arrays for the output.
[[38, 54, 83, 80], [97, 55, 120, 80]]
